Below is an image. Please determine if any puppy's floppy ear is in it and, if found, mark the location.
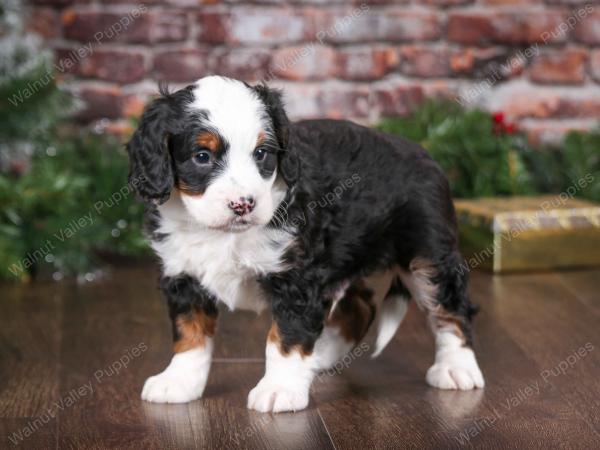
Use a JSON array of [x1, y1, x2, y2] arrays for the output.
[[253, 84, 299, 187], [126, 86, 192, 205]]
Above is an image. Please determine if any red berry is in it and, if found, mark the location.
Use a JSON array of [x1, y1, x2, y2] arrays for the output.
[[505, 123, 516, 134], [492, 112, 505, 124]]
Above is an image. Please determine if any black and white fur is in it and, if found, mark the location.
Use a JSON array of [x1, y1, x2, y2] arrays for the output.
[[127, 76, 484, 412]]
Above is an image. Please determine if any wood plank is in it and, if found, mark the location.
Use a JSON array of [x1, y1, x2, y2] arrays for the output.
[[317, 271, 596, 449], [185, 363, 335, 450], [474, 271, 600, 443], [3, 265, 600, 448], [57, 267, 192, 449], [555, 269, 600, 314], [0, 281, 64, 449], [213, 307, 270, 361]]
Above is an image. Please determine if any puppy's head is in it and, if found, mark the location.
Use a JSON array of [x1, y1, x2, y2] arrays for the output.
[[127, 76, 297, 232]]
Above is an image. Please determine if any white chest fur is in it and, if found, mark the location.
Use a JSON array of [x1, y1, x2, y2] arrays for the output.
[[151, 195, 294, 312]]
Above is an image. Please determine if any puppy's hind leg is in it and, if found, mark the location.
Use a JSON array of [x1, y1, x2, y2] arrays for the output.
[[371, 278, 410, 358], [142, 275, 218, 403], [399, 255, 484, 390]]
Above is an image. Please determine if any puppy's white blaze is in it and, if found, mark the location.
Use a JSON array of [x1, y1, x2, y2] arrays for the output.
[[248, 326, 353, 413], [371, 295, 409, 358], [183, 76, 282, 229], [426, 331, 485, 390], [141, 339, 213, 403], [189, 76, 266, 145]]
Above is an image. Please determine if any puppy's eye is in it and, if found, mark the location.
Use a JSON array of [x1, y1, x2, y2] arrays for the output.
[[253, 148, 267, 162], [192, 150, 212, 165]]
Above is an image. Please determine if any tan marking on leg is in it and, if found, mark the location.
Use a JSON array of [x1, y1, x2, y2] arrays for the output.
[[327, 280, 376, 343], [401, 257, 467, 345], [401, 257, 440, 313], [267, 322, 313, 357], [428, 310, 467, 346], [173, 310, 217, 353]]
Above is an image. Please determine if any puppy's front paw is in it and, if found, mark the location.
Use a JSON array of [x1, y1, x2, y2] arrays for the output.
[[141, 347, 211, 404], [426, 347, 484, 390], [247, 377, 310, 413], [142, 372, 203, 403]]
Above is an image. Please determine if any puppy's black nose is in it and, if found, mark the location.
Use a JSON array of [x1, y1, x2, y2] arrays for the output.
[[228, 196, 255, 216]]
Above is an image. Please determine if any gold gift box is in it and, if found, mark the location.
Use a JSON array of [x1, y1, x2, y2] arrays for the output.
[[454, 196, 600, 273]]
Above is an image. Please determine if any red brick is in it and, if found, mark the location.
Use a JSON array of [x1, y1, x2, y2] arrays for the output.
[[278, 83, 371, 119], [336, 47, 398, 81], [590, 50, 600, 83], [479, 0, 538, 4], [573, 10, 600, 45], [55, 48, 147, 83], [271, 45, 336, 81], [449, 47, 508, 75], [153, 50, 212, 83], [63, 9, 187, 44], [278, 84, 322, 119], [216, 48, 272, 82], [545, 0, 592, 4], [448, 11, 569, 45], [378, 10, 441, 42], [400, 46, 451, 78], [447, 13, 495, 45], [314, 6, 378, 43], [500, 92, 600, 119], [27, 7, 60, 39], [493, 11, 570, 45], [319, 85, 371, 119], [422, 0, 472, 5], [529, 49, 587, 85], [31, 0, 78, 5], [373, 83, 424, 117], [464, 47, 529, 80], [197, 12, 229, 44], [228, 7, 311, 45], [76, 85, 132, 122]]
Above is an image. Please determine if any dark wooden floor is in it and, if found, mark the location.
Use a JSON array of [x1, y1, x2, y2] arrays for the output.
[[1, 266, 599, 449]]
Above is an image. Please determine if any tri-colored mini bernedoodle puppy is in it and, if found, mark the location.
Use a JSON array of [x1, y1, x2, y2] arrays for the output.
[[127, 76, 484, 413]]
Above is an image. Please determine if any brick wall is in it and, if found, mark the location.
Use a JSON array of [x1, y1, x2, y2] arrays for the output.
[[28, 0, 600, 143]]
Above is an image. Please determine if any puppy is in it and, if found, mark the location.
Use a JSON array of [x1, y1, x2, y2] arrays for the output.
[[127, 76, 484, 413]]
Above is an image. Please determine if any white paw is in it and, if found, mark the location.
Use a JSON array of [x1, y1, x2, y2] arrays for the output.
[[142, 372, 203, 403], [426, 347, 485, 390], [141, 347, 212, 404], [247, 377, 310, 413]]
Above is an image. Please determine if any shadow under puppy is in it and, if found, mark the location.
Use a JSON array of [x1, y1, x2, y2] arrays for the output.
[[127, 76, 484, 413]]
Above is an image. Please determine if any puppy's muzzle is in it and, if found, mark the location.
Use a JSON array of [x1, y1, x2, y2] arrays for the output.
[[228, 196, 255, 216]]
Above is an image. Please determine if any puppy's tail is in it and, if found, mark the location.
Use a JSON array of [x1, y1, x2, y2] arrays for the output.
[[371, 295, 409, 358]]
